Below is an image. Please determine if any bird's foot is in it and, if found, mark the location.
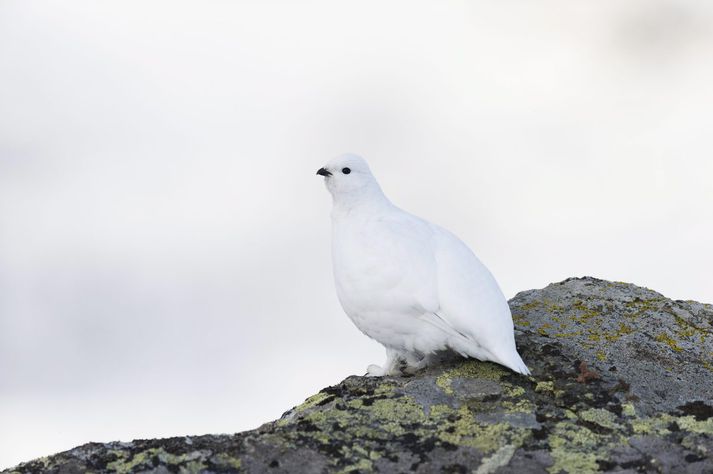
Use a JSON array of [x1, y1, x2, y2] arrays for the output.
[[366, 364, 387, 377], [402, 353, 432, 374], [367, 348, 405, 376]]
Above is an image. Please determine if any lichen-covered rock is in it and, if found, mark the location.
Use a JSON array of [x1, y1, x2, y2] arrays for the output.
[[5, 277, 712, 474]]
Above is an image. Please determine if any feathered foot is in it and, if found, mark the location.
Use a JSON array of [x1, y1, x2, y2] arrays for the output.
[[366, 348, 400, 376]]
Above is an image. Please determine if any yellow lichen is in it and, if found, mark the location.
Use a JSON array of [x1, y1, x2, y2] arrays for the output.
[[296, 392, 332, 411], [621, 403, 636, 417], [548, 450, 598, 474], [655, 333, 683, 352], [337, 458, 373, 473], [211, 453, 243, 470], [570, 301, 600, 324], [631, 412, 713, 436], [535, 381, 555, 393], [432, 405, 528, 454], [435, 361, 506, 395], [547, 423, 602, 474], [677, 415, 713, 434], [519, 301, 542, 312], [631, 415, 672, 435], [475, 444, 517, 474], [579, 408, 621, 430], [106, 448, 207, 474]]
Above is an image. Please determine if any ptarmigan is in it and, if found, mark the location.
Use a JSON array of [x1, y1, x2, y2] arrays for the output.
[[317, 154, 530, 376]]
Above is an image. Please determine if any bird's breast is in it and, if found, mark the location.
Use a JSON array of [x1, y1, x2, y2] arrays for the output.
[[329, 215, 438, 318], [331, 229, 401, 305]]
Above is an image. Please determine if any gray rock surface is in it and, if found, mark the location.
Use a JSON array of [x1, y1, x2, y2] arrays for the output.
[[5, 277, 712, 473]]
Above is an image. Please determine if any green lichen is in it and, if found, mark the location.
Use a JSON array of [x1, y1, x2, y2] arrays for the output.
[[474, 444, 517, 474], [500, 383, 534, 413], [106, 450, 149, 474], [368, 397, 426, 434], [621, 403, 636, 417], [570, 300, 600, 324], [629, 412, 713, 437], [436, 361, 506, 395], [512, 313, 531, 327], [501, 398, 534, 413], [180, 460, 207, 473], [519, 301, 542, 312], [655, 333, 683, 352], [537, 322, 554, 337], [304, 407, 356, 437], [337, 458, 373, 473], [297, 392, 332, 411], [106, 448, 207, 474], [211, 453, 243, 470], [548, 449, 598, 474], [677, 415, 713, 434], [290, 384, 427, 446], [277, 391, 338, 427], [535, 381, 554, 393], [603, 323, 634, 342], [293, 383, 533, 461], [673, 314, 709, 343], [579, 408, 621, 430], [432, 405, 528, 454], [505, 385, 526, 397], [547, 423, 604, 474], [624, 297, 664, 317], [631, 414, 673, 435]]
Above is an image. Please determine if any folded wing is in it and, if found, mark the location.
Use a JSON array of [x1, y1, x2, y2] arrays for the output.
[[431, 225, 530, 375]]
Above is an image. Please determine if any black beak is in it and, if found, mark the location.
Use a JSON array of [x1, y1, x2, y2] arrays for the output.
[[316, 167, 332, 177]]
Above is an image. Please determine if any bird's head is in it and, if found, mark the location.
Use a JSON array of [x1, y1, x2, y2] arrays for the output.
[[316, 154, 383, 201]]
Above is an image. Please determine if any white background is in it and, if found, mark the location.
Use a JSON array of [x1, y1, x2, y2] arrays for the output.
[[1, 0, 712, 468]]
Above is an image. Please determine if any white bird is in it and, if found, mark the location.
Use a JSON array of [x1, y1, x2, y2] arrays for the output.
[[317, 154, 530, 376]]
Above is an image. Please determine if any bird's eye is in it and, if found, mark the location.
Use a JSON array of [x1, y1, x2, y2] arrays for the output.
[[342, 167, 351, 174]]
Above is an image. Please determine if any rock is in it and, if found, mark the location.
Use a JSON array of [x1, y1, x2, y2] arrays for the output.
[[5, 277, 712, 474]]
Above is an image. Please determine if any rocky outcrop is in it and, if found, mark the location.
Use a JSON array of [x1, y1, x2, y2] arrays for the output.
[[6, 277, 712, 473]]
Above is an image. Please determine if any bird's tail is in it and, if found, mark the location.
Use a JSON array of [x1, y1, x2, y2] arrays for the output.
[[449, 337, 532, 376], [495, 350, 531, 376]]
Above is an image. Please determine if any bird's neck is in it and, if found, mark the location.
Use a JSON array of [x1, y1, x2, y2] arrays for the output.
[[330, 185, 393, 219]]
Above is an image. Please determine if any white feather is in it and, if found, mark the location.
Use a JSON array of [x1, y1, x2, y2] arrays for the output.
[[320, 154, 530, 376]]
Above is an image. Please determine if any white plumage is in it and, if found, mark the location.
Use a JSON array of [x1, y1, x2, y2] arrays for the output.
[[317, 154, 530, 376]]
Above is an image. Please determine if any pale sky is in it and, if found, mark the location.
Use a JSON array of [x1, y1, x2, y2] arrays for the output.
[[1, 0, 712, 468]]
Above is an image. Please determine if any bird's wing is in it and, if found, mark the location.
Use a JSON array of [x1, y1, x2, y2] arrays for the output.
[[430, 224, 523, 368]]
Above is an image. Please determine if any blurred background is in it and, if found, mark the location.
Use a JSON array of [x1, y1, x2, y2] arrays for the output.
[[1, 0, 712, 468]]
